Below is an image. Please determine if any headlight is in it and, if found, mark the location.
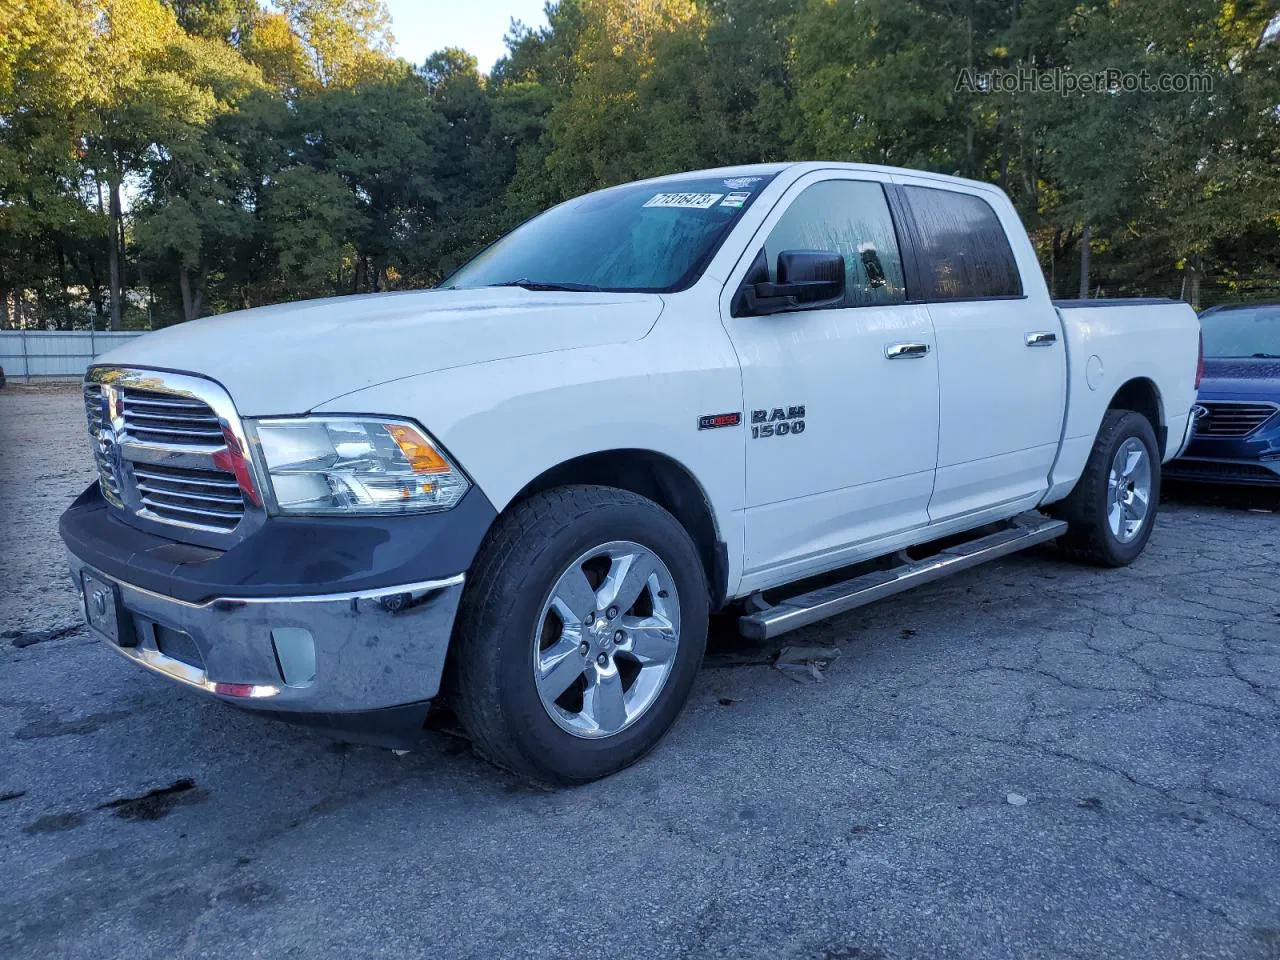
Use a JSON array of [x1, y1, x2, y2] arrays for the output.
[[248, 416, 470, 516]]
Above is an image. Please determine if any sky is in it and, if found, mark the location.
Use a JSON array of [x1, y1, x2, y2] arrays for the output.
[[384, 0, 550, 73]]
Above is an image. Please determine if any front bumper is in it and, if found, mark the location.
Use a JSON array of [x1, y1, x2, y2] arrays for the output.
[[67, 553, 466, 725]]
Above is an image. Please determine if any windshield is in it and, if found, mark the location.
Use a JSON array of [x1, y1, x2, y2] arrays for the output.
[[442, 174, 775, 293], [1200, 305, 1280, 358]]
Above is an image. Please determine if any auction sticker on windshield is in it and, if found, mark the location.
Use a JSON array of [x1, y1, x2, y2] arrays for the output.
[[644, 192, 724, 210]]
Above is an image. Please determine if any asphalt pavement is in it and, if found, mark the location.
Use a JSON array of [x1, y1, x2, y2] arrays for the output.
[[2, 382, 1278, 960]]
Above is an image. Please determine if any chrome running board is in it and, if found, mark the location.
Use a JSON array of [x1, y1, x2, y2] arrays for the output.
[[739, 512, 1067, 640]]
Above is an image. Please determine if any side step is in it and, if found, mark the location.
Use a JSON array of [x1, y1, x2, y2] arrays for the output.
[[739, 512, 1067, 640]]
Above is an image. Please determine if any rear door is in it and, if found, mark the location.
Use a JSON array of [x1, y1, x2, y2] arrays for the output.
[[892, 179, 1066, 522], [720, 171, 940, 587]]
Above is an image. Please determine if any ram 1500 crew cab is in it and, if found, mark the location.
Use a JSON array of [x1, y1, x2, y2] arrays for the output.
[[61, 162, 1201, 783]]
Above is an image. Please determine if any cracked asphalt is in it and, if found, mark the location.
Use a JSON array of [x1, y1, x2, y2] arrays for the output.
[[2, 382, 1279, 960]]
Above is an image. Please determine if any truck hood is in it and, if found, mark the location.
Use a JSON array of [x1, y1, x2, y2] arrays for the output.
[[1198, 357, 1280, 401], [95, 289, 664, 415]]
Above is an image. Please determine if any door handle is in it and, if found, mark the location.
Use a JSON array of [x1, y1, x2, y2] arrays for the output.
[[885, 342, 930, 360], [1026, 331, 1058, 347]]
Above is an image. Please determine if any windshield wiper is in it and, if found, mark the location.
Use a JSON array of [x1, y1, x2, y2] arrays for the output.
[[486, 279, 601, 292]]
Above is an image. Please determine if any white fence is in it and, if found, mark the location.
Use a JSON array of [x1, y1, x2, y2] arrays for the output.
[[0, 329, 146, 378]]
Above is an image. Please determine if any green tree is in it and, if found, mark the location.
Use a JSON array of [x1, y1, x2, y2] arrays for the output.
[[278, 0, 395, 88]]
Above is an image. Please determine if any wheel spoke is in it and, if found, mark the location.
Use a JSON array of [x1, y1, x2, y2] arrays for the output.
[[597, 551, 656, 614], [1108, 502, 1124, 537], [620, 615, 678, 665], [1124, 493, 1148, 523], [1123, 448, 1144, 478], [583, 667, 627, 734], [550, 565, 597, 625], [537, 636, 586, 699]]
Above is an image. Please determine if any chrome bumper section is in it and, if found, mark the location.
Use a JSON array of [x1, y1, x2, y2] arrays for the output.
[[68, 551, 465, 714]]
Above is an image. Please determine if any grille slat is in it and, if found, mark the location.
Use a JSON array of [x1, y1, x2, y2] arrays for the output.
[[122, 395, 212, 411], [136, 483, 245, 505], [128, 424, 225, 443], [140, 495, 244, 520], [1193, 402, 1278, 438], [82, 379, 247, 533], [126, 410, 222, 427], [132, 466, 241, 492]]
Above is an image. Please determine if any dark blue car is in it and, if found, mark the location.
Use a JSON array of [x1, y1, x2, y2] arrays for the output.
[[1167, 302, 1280, 485]]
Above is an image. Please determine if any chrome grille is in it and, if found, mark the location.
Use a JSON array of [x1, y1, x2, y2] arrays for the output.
[[83, 385, 123, 507], [132, 463, 245, 531], [1193, 401, 1278, 438], [82, 369, 253, 539], [120, 389, 225, 446]]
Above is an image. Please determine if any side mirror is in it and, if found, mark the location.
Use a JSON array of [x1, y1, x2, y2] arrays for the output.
[[732, 249, 846, 317]]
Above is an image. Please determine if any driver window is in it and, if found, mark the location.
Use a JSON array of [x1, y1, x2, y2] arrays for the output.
[[764, 180, 907, 307]]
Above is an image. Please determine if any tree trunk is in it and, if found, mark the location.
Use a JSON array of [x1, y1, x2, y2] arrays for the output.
[[1186, 254, 1203, 310], [87, 257, 105, 326], [106, 152, 124, 330], [56, 243, 74, 329], [179, 265, 196, 322], [1078, 224, 1092, 299]]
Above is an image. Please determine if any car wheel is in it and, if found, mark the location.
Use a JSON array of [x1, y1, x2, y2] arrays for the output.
[[1052, 409, 1161, 567], [449, 485, 708, 785]]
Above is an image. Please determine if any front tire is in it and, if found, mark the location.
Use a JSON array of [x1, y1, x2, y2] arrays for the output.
[[449, 485, 709, 785], [1052, 409, 1161, 567]]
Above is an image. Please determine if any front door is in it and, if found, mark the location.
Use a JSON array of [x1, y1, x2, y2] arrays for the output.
[[721, 173, 940, 588]]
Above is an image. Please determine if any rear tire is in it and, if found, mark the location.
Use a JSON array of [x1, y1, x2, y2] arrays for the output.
[[1052, 409, 1161, 567], [449, 485, 709, 785]]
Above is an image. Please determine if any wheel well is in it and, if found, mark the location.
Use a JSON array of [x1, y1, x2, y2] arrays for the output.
[[1108, 377, 1165, 451], [510, 450, 728, 609]]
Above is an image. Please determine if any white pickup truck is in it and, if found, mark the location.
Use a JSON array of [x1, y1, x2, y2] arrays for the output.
[[62, 162, 1201, 784]]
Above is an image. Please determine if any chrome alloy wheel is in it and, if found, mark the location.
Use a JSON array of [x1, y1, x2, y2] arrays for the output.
[[532, 541, 681, 739], [1108, 437, 1152, 543]]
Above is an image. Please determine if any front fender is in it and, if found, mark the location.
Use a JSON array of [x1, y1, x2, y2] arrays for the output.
[[313, 329, 748, 594]]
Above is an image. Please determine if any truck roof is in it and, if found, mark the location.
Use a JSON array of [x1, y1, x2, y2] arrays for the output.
[[635, 161, 1004, 195]]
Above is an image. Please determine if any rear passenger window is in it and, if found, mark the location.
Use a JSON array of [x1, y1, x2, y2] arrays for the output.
[[903, 186, 1022, 300], [764, 180, 906, 307]]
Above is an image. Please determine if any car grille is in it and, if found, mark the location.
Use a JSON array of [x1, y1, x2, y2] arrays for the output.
[[132, 463, 246, 531], [83, 386, 123, 508], [1166, 459, 1279, 482], [1193, 401, 1278, 438], [118, 388, 226, 446], [82, 374, 249, 535]]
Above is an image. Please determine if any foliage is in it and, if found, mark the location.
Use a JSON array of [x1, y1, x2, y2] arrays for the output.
[[0, 0, 1277, 330]]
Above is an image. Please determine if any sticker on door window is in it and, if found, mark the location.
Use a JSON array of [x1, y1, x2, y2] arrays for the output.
[[643, 192, 724, 210]]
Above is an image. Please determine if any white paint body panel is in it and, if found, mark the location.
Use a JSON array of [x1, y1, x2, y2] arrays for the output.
[[96, 161, 1200, 602], [716, 170, 940, 583], [1044, 300, 1200, 502], [889, 174, 1069, 523]]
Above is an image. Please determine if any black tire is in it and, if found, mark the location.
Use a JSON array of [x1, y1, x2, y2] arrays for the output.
[[448, 485, 709, 785], [1051, 409, 1162, 567]]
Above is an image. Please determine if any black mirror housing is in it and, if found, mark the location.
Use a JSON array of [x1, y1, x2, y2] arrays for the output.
[[732, 249, 846, 317]]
